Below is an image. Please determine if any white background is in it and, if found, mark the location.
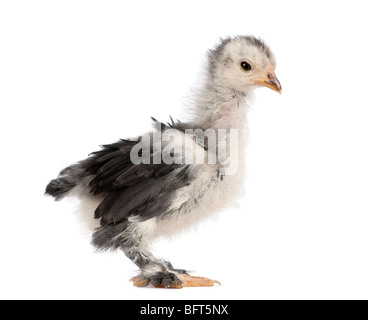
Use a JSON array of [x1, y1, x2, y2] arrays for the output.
[[1, 0, 368, 300]]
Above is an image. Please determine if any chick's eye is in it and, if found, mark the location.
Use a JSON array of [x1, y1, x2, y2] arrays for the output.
[[241, 61, 252, 71]]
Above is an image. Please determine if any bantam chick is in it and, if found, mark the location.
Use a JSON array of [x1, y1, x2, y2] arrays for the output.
[[46, 36, 281, 288]]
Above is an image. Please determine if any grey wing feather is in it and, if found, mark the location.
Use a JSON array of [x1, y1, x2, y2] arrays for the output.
[[81, 138, 192, 226]]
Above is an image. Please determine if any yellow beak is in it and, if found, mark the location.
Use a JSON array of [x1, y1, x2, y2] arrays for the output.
[[252, 66, 282, 94]]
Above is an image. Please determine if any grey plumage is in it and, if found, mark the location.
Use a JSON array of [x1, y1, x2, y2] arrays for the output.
[[45, 36, 281, 288]]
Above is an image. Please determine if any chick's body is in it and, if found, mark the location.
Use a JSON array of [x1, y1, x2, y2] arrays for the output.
[[46, 36, 281, 288]]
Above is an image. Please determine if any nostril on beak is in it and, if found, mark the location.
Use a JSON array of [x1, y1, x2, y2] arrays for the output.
[[267, 73, 275, 80]]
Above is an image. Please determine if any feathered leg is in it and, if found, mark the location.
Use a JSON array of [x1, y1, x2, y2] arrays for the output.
[[92, 220, 220, 288], [92, 220, 185, 288]]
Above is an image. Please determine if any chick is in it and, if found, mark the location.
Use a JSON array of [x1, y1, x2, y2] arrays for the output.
[[46, 36, 281, 288]]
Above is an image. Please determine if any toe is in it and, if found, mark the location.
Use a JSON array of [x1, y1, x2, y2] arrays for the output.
[[177, 274, 221, 287], [130, 275, 149, 287]]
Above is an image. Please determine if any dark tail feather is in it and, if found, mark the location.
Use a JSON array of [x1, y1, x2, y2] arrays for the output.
[[45, 177, 76, 201]]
